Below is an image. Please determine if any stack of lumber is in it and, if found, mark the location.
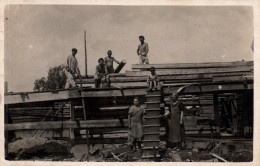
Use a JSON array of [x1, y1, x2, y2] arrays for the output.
[[4, 61, 253, 142]]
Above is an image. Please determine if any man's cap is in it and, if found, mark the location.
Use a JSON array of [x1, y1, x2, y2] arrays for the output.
[[139, 35, 145, 39], [107, 50, 112, 53], [150, 67, 155, 71], [72, 48, 77, 52]]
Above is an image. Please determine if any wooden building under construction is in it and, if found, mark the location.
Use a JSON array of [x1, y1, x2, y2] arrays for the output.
[[4, 61, 253, 159]]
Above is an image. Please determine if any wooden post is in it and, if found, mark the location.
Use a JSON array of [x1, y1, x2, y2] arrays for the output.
[[4, 105, 8, 159], [84, 30, 88, 77], [230, 100, 238, 135], [213, 93, 220, 137], [5, 81, 8, 94], [70, 101, 75, 140]]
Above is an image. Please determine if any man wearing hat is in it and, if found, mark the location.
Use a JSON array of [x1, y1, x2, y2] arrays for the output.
[[64, 48, 81, 89], [137, 35, 149, 64]]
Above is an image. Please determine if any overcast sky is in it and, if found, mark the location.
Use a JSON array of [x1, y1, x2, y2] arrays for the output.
[[4, 5, 253, 92]]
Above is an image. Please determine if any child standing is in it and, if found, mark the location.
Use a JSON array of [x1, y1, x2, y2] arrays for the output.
[[147, 67, 160, 92], [128, 97, 146, 152]]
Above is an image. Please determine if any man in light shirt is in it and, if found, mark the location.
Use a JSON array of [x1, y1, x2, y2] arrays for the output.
[[64, 48, 81, 89], [137, 36, 149, 64]]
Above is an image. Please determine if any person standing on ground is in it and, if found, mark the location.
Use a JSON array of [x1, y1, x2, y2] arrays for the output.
[[104, 50, 120, 74], [137, 36, 149, 64], [162, 84, 196, 150], [128, 97, 146, 152], [64, 48, 81, 89], [94, 58, 108, 88]]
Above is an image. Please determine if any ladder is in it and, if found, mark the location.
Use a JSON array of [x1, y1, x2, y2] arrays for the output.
[[142, 90, 161, 159]]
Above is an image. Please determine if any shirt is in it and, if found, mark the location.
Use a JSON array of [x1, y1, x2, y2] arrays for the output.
[[137, 42, 149, 56], [67, 55, 80, 74]]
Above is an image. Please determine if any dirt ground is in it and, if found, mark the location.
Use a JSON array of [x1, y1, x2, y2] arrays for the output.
[[6, 137, 253, 162]]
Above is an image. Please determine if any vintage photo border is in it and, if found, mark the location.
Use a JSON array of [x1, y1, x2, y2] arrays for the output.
[[0, 0, 259, 165]]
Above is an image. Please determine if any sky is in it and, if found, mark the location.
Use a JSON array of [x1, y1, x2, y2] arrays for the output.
[[4, 5, 253, 92]]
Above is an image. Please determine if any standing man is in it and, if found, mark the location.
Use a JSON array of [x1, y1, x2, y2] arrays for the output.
[[128, 97, 146, 152], [94, 58, 108, 88], [64, 48, 80, 89], [104, 50, 120, 74], [137, 35, 149, 64]]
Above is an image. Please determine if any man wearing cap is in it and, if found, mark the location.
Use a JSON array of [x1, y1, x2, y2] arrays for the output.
[[104, 50, 120, 74], [137, 36, 149, 64], [94, 58, 108, 88], [64, 48, 81, 89]]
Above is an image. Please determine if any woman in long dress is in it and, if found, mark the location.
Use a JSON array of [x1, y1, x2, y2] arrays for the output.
[[128, 97, 146, 152], [162, 84, 195, 149]]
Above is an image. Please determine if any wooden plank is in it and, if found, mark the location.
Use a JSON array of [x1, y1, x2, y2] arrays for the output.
[[132, 61, 253, 69], [76, 71, 252, 84], [114, 61, 126, 73], [126, 66, 253, 76], [163, 83, 253, 94], [5, 89, 79, 105], [5, 119, 129, 131], [213, 74, 253, 83], [81, 88, 147, 97]]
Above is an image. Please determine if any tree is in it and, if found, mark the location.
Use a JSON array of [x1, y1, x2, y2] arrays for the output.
[[33, 65, 66, 91]]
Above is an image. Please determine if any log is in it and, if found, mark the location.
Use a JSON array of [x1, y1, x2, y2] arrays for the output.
[[132, 61, 253, 69]]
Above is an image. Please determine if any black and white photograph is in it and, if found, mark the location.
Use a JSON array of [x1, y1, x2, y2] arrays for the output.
[[1, 0, 259, 164]]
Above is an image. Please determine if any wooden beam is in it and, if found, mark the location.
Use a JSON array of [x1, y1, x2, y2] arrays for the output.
[[132, 61, 253, 69], [163, 82, 253, 94], [70, 102, 75, 139], [76, 72, 252, 84], [5, 119, 128, 131], [213, 94, 220, 136], [126, 66, 253, 76], [5, 89, 79, 105]]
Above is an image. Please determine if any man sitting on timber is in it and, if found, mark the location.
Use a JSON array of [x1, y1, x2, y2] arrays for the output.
[[147, 67, 160, 92], [137, 35, 149, 64], [64, 48, 81, 89], [128, 97, 146, 152], [94, 58, 108, 88], [104, 50, 120, 74]]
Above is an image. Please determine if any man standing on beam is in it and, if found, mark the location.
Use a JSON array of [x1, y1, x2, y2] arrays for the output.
[[137, 35, 149, 64], [64, 48, 81, 89]]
